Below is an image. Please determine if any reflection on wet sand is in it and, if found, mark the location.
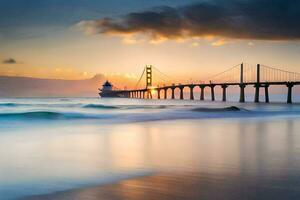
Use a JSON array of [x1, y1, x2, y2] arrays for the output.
[[18, 118, 300, 200], [25, 171, 300, 200]]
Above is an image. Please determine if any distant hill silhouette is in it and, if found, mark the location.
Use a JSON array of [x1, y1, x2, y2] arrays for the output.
[[0, 74, 105, 97]]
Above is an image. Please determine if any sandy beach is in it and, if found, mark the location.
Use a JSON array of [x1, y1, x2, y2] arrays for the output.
[[24, 172, 300, 200]]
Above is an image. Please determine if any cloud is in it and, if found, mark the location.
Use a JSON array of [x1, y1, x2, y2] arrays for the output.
[[77, 0, 300, 42], [2, 58, 17, 64], [211, 39, 227, 46]]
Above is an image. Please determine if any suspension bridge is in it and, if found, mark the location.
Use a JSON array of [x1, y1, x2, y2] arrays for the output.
[[106, 63, 300, 103]]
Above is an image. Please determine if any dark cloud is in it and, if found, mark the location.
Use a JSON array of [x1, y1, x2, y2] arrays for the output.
[[79, 0, 300, 41], [2, 58, 17, 64]]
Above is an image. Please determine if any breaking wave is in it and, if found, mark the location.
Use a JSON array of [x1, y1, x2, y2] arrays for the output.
[[83, 104, 119, 109], [82, 104, 168, 110], [0, 102, 170, 110], [0, 111, 66, 119], [0, 104, 299, 122], [0, 103, 26, 107], [191, 106, 243, 112], [0, 106, 245, 121]]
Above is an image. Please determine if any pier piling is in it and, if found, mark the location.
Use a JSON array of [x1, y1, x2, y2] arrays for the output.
[[254, 64, 261, 103], [239, 84, 246, 103], [189, 86, 194, 100], [164, 88, 168, 99], [157, 89, 161, 99], [264, 84, 269, 103], [210, 85, 215, 101], [179, 86, 184, 100], [200, 85, 205, 101], [171, 86, 175, 99], [221, 85, 228, 101], [287, 83, 294, 104]]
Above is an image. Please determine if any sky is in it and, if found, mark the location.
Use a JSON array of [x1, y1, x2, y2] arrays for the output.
[[1, 0, 300, 86]]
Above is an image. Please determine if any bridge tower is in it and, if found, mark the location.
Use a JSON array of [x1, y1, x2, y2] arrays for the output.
[[146, 65, 152, 89], [239, 63, 246, 103], [254, 64, 261, 103], [146, 65, 152, 99]]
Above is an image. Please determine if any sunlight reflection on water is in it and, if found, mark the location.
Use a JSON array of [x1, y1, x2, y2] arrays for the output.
[[1, 98, 300, 199]]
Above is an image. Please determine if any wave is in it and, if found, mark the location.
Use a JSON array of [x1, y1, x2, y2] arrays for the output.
[[59, 98, 71, 101], [0, 111, 116, 120], [0, 102, 83, 108], [191, 106, 243, 112], [82, 104, 168, 110], [124, 105, 168, 109], [0, 103, 26, 107], [1, 102, 170, 110], [0, 111, 66, 119], [0, 106, 299, 122], [83, 104, 119, 109]]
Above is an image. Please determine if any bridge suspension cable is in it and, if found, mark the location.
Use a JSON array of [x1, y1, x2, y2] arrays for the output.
[[152, 66, 174, 86], [206, 63, 242, 83], [152, 66, 172, 80], [134, 67, 146, 89], [132, 63, 300, 91], [260, 64, 300, 82]]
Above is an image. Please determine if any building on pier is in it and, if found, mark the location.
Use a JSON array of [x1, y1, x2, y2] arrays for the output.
[[99, 80, 128, 98]]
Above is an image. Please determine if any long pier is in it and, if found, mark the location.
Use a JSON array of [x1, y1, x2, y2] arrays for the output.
[[109, 64, 300, 103]]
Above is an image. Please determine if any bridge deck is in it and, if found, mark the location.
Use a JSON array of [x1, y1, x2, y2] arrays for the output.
[[125, 81, 300, 92]]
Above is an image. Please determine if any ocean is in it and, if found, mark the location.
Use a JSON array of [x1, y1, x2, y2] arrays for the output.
[[1, 97, 300, 199]]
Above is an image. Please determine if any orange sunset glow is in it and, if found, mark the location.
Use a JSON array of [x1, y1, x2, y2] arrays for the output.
[[2, 1, 300, 200]]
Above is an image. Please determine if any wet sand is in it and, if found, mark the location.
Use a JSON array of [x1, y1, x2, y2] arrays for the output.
[[23, 172, 300, 200]]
